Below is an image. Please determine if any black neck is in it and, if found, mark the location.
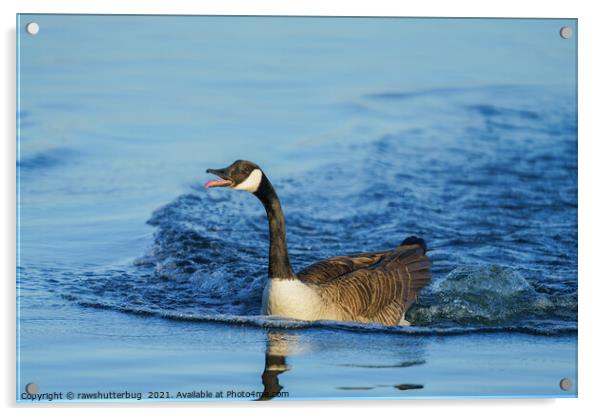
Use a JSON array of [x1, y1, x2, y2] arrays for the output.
[[254, 174, 295, 280]]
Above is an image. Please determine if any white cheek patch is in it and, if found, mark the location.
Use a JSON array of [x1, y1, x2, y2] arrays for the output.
[[233, 168, 262, 192]]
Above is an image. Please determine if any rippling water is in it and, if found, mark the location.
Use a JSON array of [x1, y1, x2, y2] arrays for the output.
[[20, 84, 577, 335], [17, 15, 577, 399]]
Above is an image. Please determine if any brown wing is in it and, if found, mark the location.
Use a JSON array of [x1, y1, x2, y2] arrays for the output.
[[298, 244, 431, 326], [297, 251, 389, 285]]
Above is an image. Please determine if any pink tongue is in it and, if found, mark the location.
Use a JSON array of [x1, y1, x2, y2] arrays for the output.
[[204, 179, 230, 189]]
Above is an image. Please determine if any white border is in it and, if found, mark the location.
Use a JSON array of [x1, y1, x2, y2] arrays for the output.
[[3, 1, 600, 415]]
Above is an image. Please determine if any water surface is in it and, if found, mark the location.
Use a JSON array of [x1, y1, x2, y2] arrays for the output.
[[17, 15, 577, 401]]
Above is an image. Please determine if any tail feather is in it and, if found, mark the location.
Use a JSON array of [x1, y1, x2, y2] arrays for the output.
[[396, 236, 432, 307], [401, 235, 427, 252]]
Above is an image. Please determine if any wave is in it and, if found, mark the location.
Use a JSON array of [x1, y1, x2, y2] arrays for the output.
[[63, 294, 576, 336], [17, 147, 76, 170], [25, 84, 576, 337], [406, 265, 577, 326], [51, 257, 576, 336]]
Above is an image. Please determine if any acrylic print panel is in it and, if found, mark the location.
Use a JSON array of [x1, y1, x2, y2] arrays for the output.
[[16, 15, 577, 402]]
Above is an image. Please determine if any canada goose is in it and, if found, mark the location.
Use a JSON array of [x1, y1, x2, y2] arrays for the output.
[[205, 160, 432, 326]]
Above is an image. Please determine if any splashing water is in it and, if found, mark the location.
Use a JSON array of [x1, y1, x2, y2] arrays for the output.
[[20, 85, 577, 336]]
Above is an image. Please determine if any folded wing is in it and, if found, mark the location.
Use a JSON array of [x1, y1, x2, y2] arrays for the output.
[[297, 243, 431, 326]]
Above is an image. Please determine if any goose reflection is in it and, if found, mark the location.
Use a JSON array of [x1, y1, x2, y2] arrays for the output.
[[256, 329, 428, 400], [257, 332, 300, 401]]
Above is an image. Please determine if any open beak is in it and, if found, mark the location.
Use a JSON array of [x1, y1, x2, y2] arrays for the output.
[[205, 167, 234, 189]]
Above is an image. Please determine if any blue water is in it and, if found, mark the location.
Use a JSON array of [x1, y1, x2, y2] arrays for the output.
[[17, 15, 577, 400]]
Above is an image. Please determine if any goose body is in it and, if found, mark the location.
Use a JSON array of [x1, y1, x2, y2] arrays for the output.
[[205, 160, 432, 327]]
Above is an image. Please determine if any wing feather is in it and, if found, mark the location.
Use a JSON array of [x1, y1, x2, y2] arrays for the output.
[[297, 251, 388, 285], [297, 244, 432, 326]]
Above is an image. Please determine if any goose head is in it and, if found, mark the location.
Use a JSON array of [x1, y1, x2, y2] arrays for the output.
[[205, 160, 263, 193]]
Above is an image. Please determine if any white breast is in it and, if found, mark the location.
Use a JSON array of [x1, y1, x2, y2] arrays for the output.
[[261, 279, 331, 321]]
